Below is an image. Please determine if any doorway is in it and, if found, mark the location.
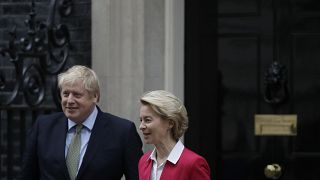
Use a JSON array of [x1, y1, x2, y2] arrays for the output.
[[185, 0, 320, 179]]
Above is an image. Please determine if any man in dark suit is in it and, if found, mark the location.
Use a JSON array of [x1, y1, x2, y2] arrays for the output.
[[19, 65, 143, 180]]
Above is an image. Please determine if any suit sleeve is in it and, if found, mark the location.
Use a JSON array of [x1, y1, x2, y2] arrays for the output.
[[123, 122, 143, 180], [190, 156, 211, 180], [18, 118, 40, 180]]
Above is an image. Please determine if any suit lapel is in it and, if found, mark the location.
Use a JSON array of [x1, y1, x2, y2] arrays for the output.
[[160, 163, 176, 180], [76, 111, 107, 178], [56, 115, 70, 179], [143, 159, 153, 180]]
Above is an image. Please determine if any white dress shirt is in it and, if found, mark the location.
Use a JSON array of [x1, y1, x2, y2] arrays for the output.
[[149, 140, 185, 180], [65, 106, 98, 173]]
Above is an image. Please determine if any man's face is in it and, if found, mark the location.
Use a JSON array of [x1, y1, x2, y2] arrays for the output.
[[60, 80, 98, 123]]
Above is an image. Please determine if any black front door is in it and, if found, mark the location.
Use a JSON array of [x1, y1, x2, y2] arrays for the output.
[[185, 0, 320, 179]]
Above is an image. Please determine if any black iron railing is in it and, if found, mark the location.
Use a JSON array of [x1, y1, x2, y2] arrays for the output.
[[0, 0, 73, 179]]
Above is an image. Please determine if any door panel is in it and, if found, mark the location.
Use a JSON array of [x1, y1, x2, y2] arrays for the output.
[[217, 0, 320, 179], [185, 0, 320, 179]]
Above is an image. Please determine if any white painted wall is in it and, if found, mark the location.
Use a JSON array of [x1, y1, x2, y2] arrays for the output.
[[92, 0, 184, 153]]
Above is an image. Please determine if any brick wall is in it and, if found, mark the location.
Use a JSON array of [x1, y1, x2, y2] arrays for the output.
[[0, 0, 91, 179]]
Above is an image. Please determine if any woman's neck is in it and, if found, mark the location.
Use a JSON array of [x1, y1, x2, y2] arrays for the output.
[[155, 138, 177, 163]]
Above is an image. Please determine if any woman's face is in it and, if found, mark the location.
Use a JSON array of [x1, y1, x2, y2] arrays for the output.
[[139, 104, 172, 145]]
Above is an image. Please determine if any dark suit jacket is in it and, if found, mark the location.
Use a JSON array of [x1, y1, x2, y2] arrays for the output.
[[19, 106, 143, 180], [139, 148, 211, 180]]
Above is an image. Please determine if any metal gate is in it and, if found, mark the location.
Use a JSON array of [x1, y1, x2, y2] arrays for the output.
[[0, 0, 73, 178]]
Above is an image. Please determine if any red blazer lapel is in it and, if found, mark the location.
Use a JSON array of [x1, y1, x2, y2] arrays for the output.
[[159, 162, 176, 180], [138, 152, 153, 180], [139, 148, 210, 180]]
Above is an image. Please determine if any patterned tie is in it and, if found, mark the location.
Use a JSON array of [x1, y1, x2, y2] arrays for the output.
[[66, 124, 83, 180]]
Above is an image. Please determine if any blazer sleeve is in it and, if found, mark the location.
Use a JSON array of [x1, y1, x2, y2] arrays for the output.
[[123, 122, 143, 180], [190, 156, 211, 180], [18, 117, 40, 180]]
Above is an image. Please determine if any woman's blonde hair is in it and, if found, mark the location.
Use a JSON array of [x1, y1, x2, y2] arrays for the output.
[[140, 90, 188, 141], [58, 65, 100, 102]]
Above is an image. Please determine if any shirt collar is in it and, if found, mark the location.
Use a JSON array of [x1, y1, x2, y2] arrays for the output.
[[149, 140, 185, 165], [67, 106, 98, 131]]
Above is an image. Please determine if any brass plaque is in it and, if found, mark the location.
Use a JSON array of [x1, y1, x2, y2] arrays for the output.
[[255, 114, 297, 136]]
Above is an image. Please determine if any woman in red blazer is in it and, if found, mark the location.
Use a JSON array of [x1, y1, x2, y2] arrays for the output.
[[139, 90, 211, 180]]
